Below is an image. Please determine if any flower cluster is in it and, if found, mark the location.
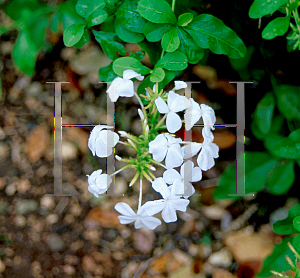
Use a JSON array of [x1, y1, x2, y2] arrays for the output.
[[86, 70, 219, 230]]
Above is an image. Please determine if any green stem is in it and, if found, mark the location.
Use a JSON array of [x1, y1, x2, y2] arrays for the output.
[[160, 49, 165, 59], [138, 178, 142, 210]]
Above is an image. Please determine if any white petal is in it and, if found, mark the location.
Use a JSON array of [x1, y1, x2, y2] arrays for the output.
[[162, 203, 177, 223], [165, 134, 182, 145], [155, 97, 169, 114], [202, 126, 214, 141], [165, 145, 183, 169], [180, 160, 194, 182], [197, 148, 215, 171], [117, 79, 135, 97], [149, 134, 168, 162], [174, 81, 187, 90], [88, 185, 100, 197], [139, 216, 161, 230], [141, 200, 166, 216], [182, 182, 195, 198], [107, 77, 123, 102], [88, 125, 106, 155], [167, 91, 179, 108], [87, 169, 103, 185], [200, 104, 216, 127], [166, 112, 182, 133], [170, 199, 190, 212], [96, 174, 112, 189], [191, 167, 202, 182], [206, 142, 219, 158], [134, 218, 144, 229], [95, 139, 111, 158], [137, 109, 144, 120], [151, 178, 170, 199], [170, 179, 184, 196], [123, 69, 144, 81], [181, 142, 202, 159], [169, 96, 189, 113], [114, 202, 136, 217], [99, 130, 119, 147], [118, 215, 136, 224], [163, 169, 181, 184]]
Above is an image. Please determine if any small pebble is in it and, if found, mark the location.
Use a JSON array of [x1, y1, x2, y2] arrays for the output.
[[46, 233, 66, 252], [14, 215, 27, 227], [0, 259, 5, 273], [208, 248, 232, 268], [17, 179, 31, 194], [63, 265, 75, 275], [46, 214, 58, 225], [62, 142, 77, 160], [40, 196, 55, 210], [5, 182, 17, 196], [16, 200, 38, 215]]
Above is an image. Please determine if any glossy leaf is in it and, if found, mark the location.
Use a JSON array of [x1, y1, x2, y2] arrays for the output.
[[115, 18, 145, 42], [213, 152, 278, 200], [113, 57, 151, 76], [137, 0, 177, 24], [155, 51, 188, 70], [99, 62, 118, 82], [274, 85, 300, 121], [58, 0, 85, 30], [138, 40, 161, 65], [293, 234, 300, 253], [254, 92, 275, 135], [264, 129, 300, 159], [266, 160, 295, 195], [87, 9, 108, 28], [12, 29, 39, 76], [249, 0, 288, 19], [115, 0, 147, 33], [293, 216, 300, 232], [74, 29, 90, 48], [63, 23, 85, 47], [76, 0, 106, 19], [93, 31, 127, 59], [150, 67, 165, 82], [273, 204, 300, 235], [262, 16, 290, 40], [177, 27, 204, 64], [177, 13, 193, 27], [143, 22, 173, 42], [185, 14, 246, 59], [257, 237, 295, 277], [161, 27, 180, 52]]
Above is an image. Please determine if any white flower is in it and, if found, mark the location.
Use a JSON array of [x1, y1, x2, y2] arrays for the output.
[[181, 133, 219, 171], [149, 133, 183, 169], [107, 70, 144, 102], [88, 125, 119, 157], [114, 202, 161, 230], [163, 161, 202, 198], [143, 178, 190, 223], [155, 91, 191, 133], [87, 169, 112, 197], [184, 99, 216, 131], [174, 81, 187, 90]]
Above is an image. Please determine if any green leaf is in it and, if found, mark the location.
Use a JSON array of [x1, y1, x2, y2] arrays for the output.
[[143, 22, 173, 42], [185, 14, 246, 59], [115, 18, 145, 43], [266, 160, 295, 195], [249, 0, 288, 19], [63, 23, 85, 47], [150, 68, 165, 82], [58, 0, 85, 30], [138, 40, 161, 65], [273, 205, 300, 235], [288, 0, 299, 12], [12, 29, 39, 76], [254, 92, 275, 135], [264, 129, 300, 159], [115, 0, 147, 33], [112, 57, 151, 76], [93, 31, 127, 59], [76, 0, 106, 19], [257, 237, 295, 277], [293, 216, 300, 232], [161, 27, 180, 52], [262, 16, 290, 40], [177, 27, 204, 64], [74, 29, 90, 48], [274, 85, 300, 121], [87, 9, 108, 28], [160, 69, 177, 89], [101, 15, 116, 33], [137, 0, 177, 24], [99, 62, 119, 82], [213, 152, 278, 200], [156, 51, 188, 71], [229, 45, 255, 71], [293, 234, 300, 253], [177, 13, 193, 27]]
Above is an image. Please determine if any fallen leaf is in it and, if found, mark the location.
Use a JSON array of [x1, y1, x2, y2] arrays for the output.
[[86, 207, 121, 228]]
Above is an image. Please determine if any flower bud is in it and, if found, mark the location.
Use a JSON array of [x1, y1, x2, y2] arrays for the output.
[[118, 131, 127, 137], [138, 109, 144, 120], [115, 155, 122, 161]]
